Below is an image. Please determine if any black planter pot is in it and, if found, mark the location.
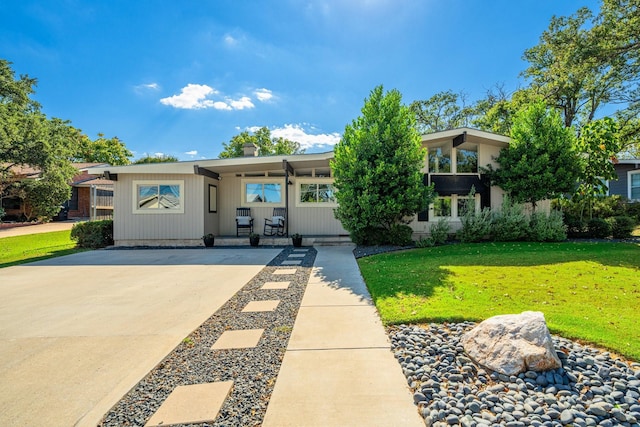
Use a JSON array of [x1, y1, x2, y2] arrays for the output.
[[292, 236, 303, 247], [203, 236, 215, 247], [249, 236, 260, 247]]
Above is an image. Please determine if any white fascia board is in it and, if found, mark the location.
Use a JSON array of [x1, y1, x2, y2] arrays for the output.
[[420, 127, 510, 144]]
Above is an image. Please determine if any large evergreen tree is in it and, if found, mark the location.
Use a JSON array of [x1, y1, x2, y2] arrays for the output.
[[485, 101, 582, 211], [332, 85, 434, 245]]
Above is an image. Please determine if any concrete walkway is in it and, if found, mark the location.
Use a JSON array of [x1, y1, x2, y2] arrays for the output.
[[0, 248, 280, 427], [263, 246, 423, 426]]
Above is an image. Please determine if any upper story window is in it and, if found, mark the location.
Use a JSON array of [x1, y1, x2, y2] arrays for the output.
[[296, 178, 337, 207], [133, 180, 184, 214], [427, 141, 478, 174], [456, 143, 478, 173], [630, 171, 640, 200], [428, 143, 452, 173], [242, 179, 284, 206]]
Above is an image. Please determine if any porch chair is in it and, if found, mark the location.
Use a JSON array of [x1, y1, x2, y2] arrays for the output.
[[236, 207, 254, 236], [264, 207, 286, 236]]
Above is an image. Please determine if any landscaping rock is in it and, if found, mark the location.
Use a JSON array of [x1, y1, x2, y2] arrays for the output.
[[461, 311, 562, 376]]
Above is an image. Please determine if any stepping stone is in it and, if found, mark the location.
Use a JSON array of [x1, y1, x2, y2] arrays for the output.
[[281, 260, 301, 265], [261, 281, 291, 290], [144, 381, 233, 427], [293, 249, 308, 252], [288, 254, 305, 258], [211, 329, 264, 350], [273, 268, 297, 275], [242, 299, 280, 312]]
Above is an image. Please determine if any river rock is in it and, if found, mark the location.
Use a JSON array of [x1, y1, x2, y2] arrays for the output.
[[461, 311, 562, 375]]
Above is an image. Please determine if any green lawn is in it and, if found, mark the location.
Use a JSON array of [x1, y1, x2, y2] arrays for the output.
[[0, 230, 86, 268], [358, 242, 640, 361]]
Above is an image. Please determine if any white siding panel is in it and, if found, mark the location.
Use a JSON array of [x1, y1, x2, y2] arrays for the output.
[[114, 174, 204, 242]]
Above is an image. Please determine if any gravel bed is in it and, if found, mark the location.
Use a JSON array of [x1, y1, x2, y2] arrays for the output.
[[390, 323, 640, 427], [99, 247, 317, 427]]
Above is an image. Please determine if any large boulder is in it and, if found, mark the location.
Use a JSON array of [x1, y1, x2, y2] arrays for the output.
[[461, 311, 561, 376]]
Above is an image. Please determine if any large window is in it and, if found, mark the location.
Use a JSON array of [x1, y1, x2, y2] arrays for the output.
[[430, 194, 480, 219], [133, 181, 184, 214], [296, 179, 337, 207], [630, 171, 640, 200], [242, 179, 284, 206], [428, 143, 452, 173], [456, 144, 478, 173]]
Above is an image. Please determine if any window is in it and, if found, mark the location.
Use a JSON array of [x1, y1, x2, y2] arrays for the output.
[[430, 194, 480, 219], [133, 181, 184, 214], [433, 197, 452, 217], [296, 179, 337, 207], [630, 171, 640, 200], [456, 143, 478, 173], [242, 179, 284, 206], [428, 143, 452, 173]]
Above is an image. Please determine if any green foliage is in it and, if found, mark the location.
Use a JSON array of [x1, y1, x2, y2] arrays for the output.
[[575, 118, 622, 218], [74, 133, 132, 165], [608, 216, 635, 238], [332, 85, 434, 245], [70, 220, 113, 248], [485, 102, 581, 210], [218, 127, 304, 158], [491, 196, 529, 241], [587, 217, 612, 238], [21, 171, 71, 221], [418, 218, 451, 247], [528, 210, 567, 242], [410, 90, 473, 134], [457, 207, 493, 243], [133, 154, 180, 164]]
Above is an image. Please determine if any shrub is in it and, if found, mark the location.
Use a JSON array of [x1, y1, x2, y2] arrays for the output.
[[415, 236, 435, 248], [385, 224, 414, 246], [529, 211, 567, 242], [564, 216, 588, 238], [429, 218, 450, 245], [608, 216, 635, 239], [457, 208, 492, 243], [587, 217, 611, 239], [626, 202, 640, 223], [70, 220, 114, 248], [491, 197, 529, 241]]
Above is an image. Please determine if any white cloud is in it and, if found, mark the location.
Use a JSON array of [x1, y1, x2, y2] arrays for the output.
[[229, 96, 254, 110], [255, 88, 273, 102], [223, 34, 238, 47], [160, 84, 217, 109], [134, 82, 160, 94], [154, 152, 164, 157], [160, 84, 260, 111], [185, 150, 198, 156], [271, 124, 341, 150]]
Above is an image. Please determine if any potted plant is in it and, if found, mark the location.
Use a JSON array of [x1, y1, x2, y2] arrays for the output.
[[249, 232, 260, 247], [291, 233, 303, 247], [202, 233, 215, 247]]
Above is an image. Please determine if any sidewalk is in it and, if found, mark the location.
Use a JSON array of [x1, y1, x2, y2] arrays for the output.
[[263, 246, 423, 427]]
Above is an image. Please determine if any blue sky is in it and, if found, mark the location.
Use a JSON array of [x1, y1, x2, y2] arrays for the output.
[[1, 0, 599, 161]]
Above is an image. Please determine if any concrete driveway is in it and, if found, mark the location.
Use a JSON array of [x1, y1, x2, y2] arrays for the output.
[[0, 248, 280, 427]]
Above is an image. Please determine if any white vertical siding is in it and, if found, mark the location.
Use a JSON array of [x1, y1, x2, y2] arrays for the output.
[[114, 174, 204, 242]]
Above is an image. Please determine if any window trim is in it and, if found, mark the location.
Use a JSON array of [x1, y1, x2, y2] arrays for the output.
[[132, 180, 185, 214], [241, 178, 285, 207], [629, 170, 640, 201], [295, 178, 337, 207]]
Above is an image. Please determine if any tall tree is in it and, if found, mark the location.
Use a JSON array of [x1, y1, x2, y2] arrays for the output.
[[575, 117, 622, 218], [410, 90, 473, 134], [218, 127, 304, 158], [332, 85, 434, 245], [484, 102, 582, 211], [74, 133, 132, 165], [0, 59, 76, 220]]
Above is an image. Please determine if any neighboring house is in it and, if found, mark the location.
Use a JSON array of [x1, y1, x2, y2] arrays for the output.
[[609, 159, 640, 201], [0, 163, 113, 221], [86, 128, 515, 246]]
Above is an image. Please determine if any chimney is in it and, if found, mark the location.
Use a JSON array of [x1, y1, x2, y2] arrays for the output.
[[243, 143, 259, 157]]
